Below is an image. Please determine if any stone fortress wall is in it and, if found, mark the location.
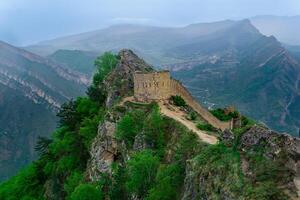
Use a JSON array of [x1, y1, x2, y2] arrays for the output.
[[133, 71, 171, 101], [133, 71, 232, 131], [170, 79, 232, 131]]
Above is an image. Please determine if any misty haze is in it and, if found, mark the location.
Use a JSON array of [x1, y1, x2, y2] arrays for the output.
[[0, 1, 300, 199]]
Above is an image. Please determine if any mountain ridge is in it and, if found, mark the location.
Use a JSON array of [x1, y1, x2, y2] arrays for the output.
[[250, 15, 300, 45], [0, 40, 90, 181], [22, 19, 300, 135]]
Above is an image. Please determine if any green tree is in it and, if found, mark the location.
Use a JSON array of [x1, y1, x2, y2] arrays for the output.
[[64, 171, 84, 198], [146, 164, 184, 200], [70, 184, 103, 200], [116, 110, 145, 147], [34, 136, 52, 157], [126, 150, 159, 198], [144, 105, 165, 156], [93, 52, 118, 86], [171, 95, 186, 107]]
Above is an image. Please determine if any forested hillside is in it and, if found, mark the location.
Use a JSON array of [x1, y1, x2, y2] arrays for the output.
[[0, 41, 88, 181], [0, 50, 298, 200]]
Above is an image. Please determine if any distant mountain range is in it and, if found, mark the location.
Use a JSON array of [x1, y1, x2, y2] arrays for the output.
[[24, 19, 300, 136], [169, 22, 300, 136], [0, 41, 89, 181], [250, 15, 300, 45], [26, 20, 241, 64], [47, 49, 98, 77], [286, 44, 300, 62]]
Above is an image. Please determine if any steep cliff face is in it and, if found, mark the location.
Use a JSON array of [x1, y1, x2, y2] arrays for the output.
[[103, 49, 153, 107], [87, 120, 117, 181], [238, 126, 300, 197]]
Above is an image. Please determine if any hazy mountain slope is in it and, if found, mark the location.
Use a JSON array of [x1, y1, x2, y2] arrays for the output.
[[48, 49, 98, 76], [26, 20, 237, 64], [286, 44, 300, 62], [171, 25, 300, 136], [0, 41, 88, 181], [24, 19, 300, 135], [250, 15, 300, 45], [0, 84, 57, 181]]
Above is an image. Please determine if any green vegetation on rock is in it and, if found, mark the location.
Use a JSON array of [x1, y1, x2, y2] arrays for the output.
[[210, 108, 239, 121], [171, 95, 186, 107], [197, 122, 215, 132]]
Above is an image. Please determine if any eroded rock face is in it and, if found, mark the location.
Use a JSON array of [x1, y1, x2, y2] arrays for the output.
[[183, 125, 300, 199], [182, 160, 238, 200], [239, 126, 300, 175], [86, 121, 117, 181], [133, 132, 152, 151], [239, 126, 300, 197], [220, 129, 235, 146], [86, 50, 155, 180], [103, 49, 153, 107]]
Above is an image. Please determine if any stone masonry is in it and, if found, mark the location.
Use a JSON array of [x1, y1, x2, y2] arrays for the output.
[[133, 71, 233, 131]]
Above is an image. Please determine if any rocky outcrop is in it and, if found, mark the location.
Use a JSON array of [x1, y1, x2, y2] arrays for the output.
[[103, 49, 153, 107], [239, 126, 300, 173], [87, 50, 155, 180], [86, 121, 117, 181], [239, 126, 300, 197], [133, 133, 150, 151], [182, 125, 300, 199], [182, 159, 238, 200]]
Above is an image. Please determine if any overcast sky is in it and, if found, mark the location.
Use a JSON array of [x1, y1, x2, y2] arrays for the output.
[[0, 0, 299, 46]]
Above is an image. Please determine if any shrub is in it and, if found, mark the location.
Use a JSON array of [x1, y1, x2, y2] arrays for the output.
[[171, 95, 186, 107], [146, 164, 184, 200], [143, 105, 165, 156], [57, 100, 81, 129], [93, 52, 118, 86], [245, 181, 288, 200], [197, 123, 215, 131], [70, 184, 103, 200], [0, 164, 44, 200], [210, 108, 239, 121], [79, 111, 104, 148], [126, 150, 159, 198], [116, 110, 145, 147], [64, 171, 84, 197], [193, 144, 244, 197], [86, 85, 107, 104], [109, 164, 128, 200], [188, 111, 197, 120]]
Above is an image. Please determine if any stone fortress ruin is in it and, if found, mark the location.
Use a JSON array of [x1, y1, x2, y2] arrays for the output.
[[133, 70, 238, 131]]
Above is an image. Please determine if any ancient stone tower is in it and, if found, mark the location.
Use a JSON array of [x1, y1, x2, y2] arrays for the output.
[[133, 70, 237, 131], [133, 70, 171, 101]]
